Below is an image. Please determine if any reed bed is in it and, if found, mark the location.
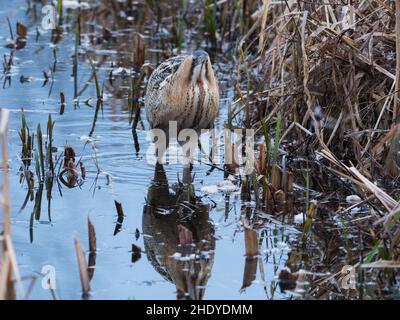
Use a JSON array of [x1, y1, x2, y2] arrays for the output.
[[234, 1, 398, 170], [226, 0, 400, 297]]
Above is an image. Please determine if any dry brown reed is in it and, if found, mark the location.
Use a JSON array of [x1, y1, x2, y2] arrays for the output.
[[226, 1, 400, 294], [0, 109, 24, 300], [235, 1, 398, 174]]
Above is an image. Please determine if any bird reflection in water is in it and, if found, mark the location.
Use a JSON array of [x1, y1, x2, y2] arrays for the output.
[[142, 163, 215, 300]]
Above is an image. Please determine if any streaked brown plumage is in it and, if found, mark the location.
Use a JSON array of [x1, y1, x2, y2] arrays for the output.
[[145, 51, 219, 132]]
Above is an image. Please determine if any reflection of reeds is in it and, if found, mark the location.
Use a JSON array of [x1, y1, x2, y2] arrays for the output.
[[87, 217, 96, 281], [113, 201, 124, 236], [243, 218, 258, 257], [89, 60, 102, 101], [88, 99, 102, 138], [73, 32, 79, 99], [87, 59, 104, 138]]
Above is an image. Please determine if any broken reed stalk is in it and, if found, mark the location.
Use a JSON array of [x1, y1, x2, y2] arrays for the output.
[[73, 235, 90, 298], [0, 253, 11, 299], [0, 108, 13, 300], [132, 33, 145, 72], [3, 235, 24, 298], [86, 217, 97, 282], [271, 164, 281, 190], [0, 109, 24, 300], [87, 217, 96, 281], [244, 227, 258, 257], [242, 218, 258, 257], [1, 109, 11, 238], [88, 217, 96, 253]]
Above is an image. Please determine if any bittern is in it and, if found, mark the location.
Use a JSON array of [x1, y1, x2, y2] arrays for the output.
[[145, 50, 219, 133]]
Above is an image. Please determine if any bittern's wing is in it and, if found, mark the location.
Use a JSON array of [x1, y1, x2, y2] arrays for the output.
[[147, 55, 186, 91]]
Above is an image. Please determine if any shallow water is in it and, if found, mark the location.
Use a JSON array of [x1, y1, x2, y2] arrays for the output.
[[0, 1, 302, 300]]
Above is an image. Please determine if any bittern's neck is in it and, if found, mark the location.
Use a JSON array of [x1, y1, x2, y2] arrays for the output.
[[191, 62, 208, 84]]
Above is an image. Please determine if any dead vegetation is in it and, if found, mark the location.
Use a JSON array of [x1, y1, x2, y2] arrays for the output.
[[226, 1, 400, 298], [0, 109, 23, 300]]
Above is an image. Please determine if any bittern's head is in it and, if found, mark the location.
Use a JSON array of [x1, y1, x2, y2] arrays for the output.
[[190, 50, 211, 83]]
